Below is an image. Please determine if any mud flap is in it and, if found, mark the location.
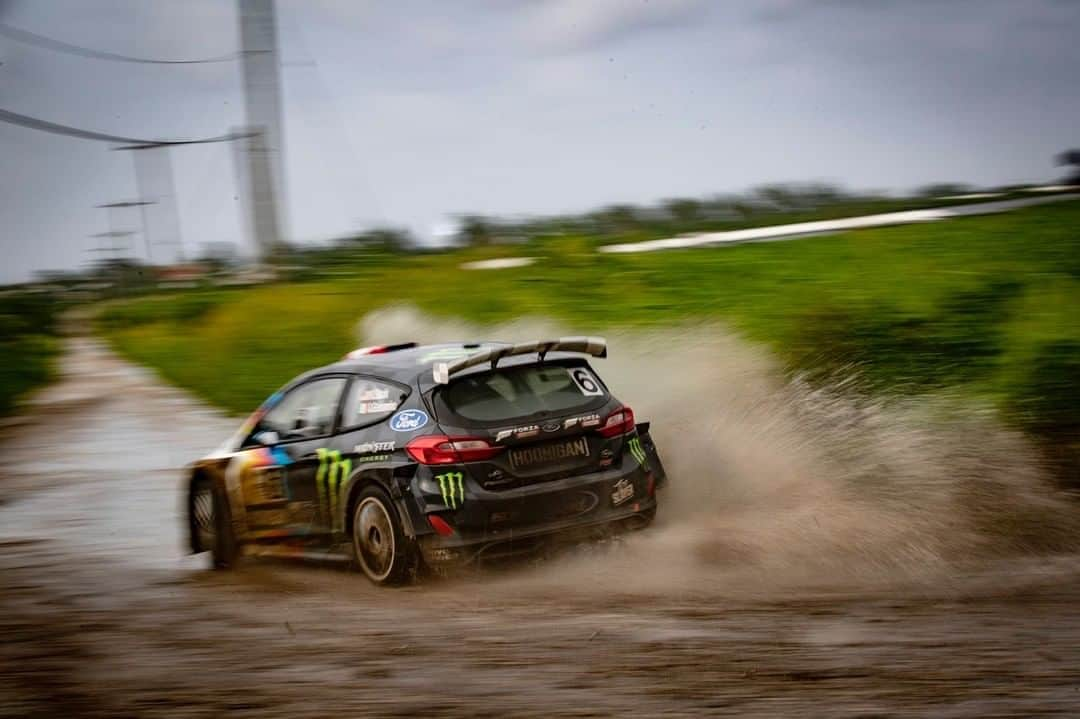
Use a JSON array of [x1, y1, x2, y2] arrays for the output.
[[635, 422, 668, 487]]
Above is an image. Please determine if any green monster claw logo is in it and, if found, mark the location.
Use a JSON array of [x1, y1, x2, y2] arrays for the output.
[[316, 448, 352, 531], [627, 436, 650, 469], [435, 471, 465, 509]]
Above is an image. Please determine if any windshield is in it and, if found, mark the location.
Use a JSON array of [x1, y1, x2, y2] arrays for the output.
[[436, 364, 607, 423]]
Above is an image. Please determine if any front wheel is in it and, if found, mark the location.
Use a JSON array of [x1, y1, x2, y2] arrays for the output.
[[351, 486, 417, 585], [191, 477, 238, 570]]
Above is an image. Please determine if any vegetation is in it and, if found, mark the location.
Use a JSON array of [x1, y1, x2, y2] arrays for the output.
[[98, 200, 1080, 479], [0, 292, 61, 416]]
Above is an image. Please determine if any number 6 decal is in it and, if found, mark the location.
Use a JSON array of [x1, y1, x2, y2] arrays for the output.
[[571, 368, 603, 396]]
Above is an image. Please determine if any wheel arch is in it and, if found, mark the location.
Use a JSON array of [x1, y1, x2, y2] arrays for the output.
[[343, 468, 416, 540]]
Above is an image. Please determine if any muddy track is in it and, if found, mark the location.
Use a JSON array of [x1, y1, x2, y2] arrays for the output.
[[3, 334, 1080, 717]]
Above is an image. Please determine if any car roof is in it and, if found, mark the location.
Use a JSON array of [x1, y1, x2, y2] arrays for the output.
[[300, 342, 591, 387]]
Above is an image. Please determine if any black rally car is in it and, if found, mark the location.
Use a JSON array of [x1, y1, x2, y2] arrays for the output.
[[186, 337, 666, 584]]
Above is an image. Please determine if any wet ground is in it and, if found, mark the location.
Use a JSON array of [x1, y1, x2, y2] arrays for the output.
[[3, 336, 1080, 717]]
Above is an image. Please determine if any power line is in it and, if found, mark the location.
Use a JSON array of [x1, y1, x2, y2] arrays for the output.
[[0, 22, 238, 64], [0, 107, 250, 145]]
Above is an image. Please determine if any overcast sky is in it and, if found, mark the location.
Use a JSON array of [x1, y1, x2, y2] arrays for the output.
[[2, 0, 1079, 283]]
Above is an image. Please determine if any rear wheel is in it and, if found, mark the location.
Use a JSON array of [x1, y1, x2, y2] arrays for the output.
[[351, 485, 417, 585]]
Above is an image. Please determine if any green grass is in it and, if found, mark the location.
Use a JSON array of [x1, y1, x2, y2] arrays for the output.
[[98, 201, 1080, 474], [0, 294, 61, 416]]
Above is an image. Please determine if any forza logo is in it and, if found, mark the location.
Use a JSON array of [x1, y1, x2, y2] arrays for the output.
[[435, 471, 465, 509], [316, 448, 352, 531], [627, 436, 649, 469]]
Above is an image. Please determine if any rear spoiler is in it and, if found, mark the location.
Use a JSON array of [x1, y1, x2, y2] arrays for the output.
[[433, 336, 607, 384]]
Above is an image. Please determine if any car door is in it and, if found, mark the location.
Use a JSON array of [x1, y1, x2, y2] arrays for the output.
[[249, 375, 349, 538], [309, 375, 409, 536]]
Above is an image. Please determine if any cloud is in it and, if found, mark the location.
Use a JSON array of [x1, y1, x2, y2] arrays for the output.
[[519, 0, 710, 54]]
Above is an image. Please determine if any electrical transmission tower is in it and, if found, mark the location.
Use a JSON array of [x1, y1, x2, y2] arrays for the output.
[[236, 0, 288, 260]]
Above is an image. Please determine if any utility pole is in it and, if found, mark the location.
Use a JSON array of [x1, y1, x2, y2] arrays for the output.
[[114, 143, 186, 264], [97, 201, 154, 262], [88, 231, 135, 262], [236, 0, 287, 261]]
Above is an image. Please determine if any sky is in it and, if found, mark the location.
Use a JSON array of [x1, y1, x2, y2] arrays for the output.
[[1, 0, 1079, 283]]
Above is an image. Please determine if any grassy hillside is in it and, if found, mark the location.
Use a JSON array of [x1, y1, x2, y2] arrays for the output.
[[99, 200, 1080, 477]]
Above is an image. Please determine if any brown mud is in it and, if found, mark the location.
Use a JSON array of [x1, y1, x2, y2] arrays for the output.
[[3, 314, 1080, 717]]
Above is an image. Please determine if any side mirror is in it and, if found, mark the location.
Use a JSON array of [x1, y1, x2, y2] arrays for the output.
[[254, 429, 280, 446]]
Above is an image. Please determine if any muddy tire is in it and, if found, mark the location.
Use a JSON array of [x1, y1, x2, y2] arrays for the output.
[[191, 478, 238, 570], [351, 485, 417, 585]]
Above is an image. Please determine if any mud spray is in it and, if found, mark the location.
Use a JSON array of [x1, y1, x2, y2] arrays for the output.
[[361, 306, 1079, 599]]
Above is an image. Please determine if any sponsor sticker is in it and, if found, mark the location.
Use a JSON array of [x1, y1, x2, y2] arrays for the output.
[[390, 409, 429, 432], [627, 436, 649, 469], [509, 437, 590, 469], [435, 471, 465, 509], [494, 424, 540, 443], [358, 400, 398, 415], [564, 413, 601, 429], [358, 387, 390, 401], [355, 440, 395, 454], [315, 448, 351, 531], [570, 368, 603, 397], [611, 478, 634, 506]]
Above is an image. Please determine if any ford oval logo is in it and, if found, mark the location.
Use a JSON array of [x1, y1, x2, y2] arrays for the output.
[[389, 409, 429, 432], [562, 490, 599, 518]]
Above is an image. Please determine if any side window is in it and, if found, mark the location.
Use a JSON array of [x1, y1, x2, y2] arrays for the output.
[[260, 377, 347, 440], [341, 377, 406, 428]]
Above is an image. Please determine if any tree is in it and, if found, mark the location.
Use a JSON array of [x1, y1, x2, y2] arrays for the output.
[[662, 198, 703, 225], [1057, 149, 1080, 184], [916, 182, 973, 198], [457, 215, 494, 247]]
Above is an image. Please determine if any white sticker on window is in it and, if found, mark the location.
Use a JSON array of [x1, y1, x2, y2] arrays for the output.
[[358, 401, 398, 415], [570, 368, 603, 396], [358, 387, 390, 402]]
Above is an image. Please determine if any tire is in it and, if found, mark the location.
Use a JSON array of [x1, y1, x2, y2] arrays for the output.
[[351, 485, 417, 585], [191, 477, 238, 570]]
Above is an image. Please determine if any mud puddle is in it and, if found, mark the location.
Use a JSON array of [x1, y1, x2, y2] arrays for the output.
[[2, 318, 1080, 717]]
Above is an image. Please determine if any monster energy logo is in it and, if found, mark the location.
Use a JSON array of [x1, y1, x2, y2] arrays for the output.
[[435, 471, 465, 509], [627, 436, 649, 469], [316, 448, 352, 531]]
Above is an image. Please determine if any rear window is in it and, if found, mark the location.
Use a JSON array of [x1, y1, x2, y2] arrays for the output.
[[437, 364, 607, 423]]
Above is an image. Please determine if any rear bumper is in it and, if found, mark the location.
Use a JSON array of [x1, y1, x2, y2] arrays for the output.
[[415, 461, 658, 566]]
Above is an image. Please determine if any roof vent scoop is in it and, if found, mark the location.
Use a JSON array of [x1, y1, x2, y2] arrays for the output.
[[433, 336, 606, 384], [344, 342, 417, 359]]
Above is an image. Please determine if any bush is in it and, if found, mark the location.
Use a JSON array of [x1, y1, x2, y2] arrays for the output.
[[0, 300, 60, 415], [1008, 340, 1080, 485], [787, 279, 1022, 391]]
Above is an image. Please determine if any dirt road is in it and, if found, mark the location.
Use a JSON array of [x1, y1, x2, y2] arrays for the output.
[[3, 335, 1080, 717]]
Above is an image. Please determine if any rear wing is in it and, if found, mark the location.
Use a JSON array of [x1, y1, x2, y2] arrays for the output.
[[432, 337, 607, 384]]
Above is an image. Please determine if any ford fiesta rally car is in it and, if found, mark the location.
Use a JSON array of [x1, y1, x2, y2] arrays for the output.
[[186, 337, 666, 584]]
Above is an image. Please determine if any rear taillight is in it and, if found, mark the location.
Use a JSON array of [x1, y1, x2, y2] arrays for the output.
[[598, 407, 636, 438], [406, 435, 504, 464]]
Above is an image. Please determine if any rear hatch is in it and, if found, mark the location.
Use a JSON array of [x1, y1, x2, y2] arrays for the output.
[[429, 360, 623, 491]]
